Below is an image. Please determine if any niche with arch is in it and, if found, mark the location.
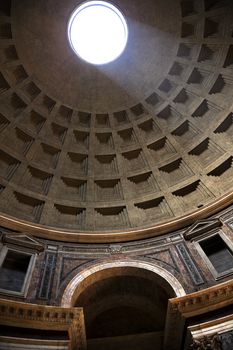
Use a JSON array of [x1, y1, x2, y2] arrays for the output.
[[62, 262, 185, 350]]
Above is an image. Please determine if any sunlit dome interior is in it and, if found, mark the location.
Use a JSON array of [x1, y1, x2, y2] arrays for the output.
[[68, 1, 128, 65], [0, 2, 233, 350], [1, 0, 233, 243]]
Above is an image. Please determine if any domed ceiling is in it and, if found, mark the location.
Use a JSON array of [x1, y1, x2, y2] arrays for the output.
[[0, 0, 233, 242]]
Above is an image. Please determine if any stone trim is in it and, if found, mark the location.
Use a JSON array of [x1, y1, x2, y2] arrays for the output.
[[0, 245, 36, 297], [188, 315, 233, 350], [0, 298, 87, 350], [0, 230, 44, 253], [164, 280, 233, 350], [193, 230, 233, 280], [183, 218, 222, 241], [190, 333, 222, 350], [61, 259, 186, 307]]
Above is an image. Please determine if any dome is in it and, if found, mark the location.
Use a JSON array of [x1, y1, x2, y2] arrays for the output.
[[1, 2, 233, 350], [0, 0, 233, 242]]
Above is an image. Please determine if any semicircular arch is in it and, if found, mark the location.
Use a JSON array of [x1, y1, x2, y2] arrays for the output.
[[61, 259, 186, 307]]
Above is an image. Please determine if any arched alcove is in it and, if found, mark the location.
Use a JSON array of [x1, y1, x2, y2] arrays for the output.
[[61, 260, 185, 350]]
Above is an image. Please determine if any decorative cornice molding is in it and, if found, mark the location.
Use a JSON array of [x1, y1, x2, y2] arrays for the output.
[[0, 231, 44, 252], [183, 218, 222, 241], [0, 298, 86, 350], [188, 314, 233, 350], [169, 279, 233, 315], [164, 280, 233, 350]]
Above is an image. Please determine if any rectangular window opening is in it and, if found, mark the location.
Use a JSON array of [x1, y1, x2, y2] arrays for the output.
[[0, 250, 31, 293], [200, 234, 233, 275]]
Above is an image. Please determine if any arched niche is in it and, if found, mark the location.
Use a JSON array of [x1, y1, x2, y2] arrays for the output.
[[61, 260, 185, 350]]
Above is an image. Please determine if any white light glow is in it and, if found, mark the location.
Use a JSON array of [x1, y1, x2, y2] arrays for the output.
[[68, 1, 128, 65]]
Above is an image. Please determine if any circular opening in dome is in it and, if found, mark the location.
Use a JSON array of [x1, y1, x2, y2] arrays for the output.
[[68, 1, 128, 65]]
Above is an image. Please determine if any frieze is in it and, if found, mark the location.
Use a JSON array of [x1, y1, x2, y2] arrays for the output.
[[190, 334, 222, 350], [108, 244, 123, 254], [165, 281, 233, 350], [56, 233, 183, 256], [169, 280, 233, 313], [0, 298, 86, 350]]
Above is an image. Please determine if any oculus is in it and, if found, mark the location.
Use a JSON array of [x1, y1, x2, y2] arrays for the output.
[[68, 1, 128, 65]]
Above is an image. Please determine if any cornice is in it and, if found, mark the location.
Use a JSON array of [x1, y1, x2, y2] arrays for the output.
[[0, 298, 87, 350], [164, 280, 233, 350]]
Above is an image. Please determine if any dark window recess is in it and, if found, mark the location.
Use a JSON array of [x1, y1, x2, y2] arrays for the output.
[[200, 235, 233, 274], [0, 250, 30, 292], [0, 326, 68, 340], [0, 0, 11, 16]]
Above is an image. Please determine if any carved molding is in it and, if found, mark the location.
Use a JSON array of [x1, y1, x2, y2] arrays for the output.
[[169, 280, 233, 315], [164, 280, 233, 350], [190, 333, 222, 350], [188, 315, 233, 350], [61, 259, 186, 307], [0, 231, 44, 252], [0, 298, 87, 350], [184, 218, 222, 241], [108, 244, 123, 254]]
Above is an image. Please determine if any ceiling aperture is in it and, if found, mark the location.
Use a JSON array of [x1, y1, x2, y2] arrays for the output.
[[68, 1, 128, 65]]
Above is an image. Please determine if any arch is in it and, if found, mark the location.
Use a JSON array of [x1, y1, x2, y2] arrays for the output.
[[61, 259, 186, 307]]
